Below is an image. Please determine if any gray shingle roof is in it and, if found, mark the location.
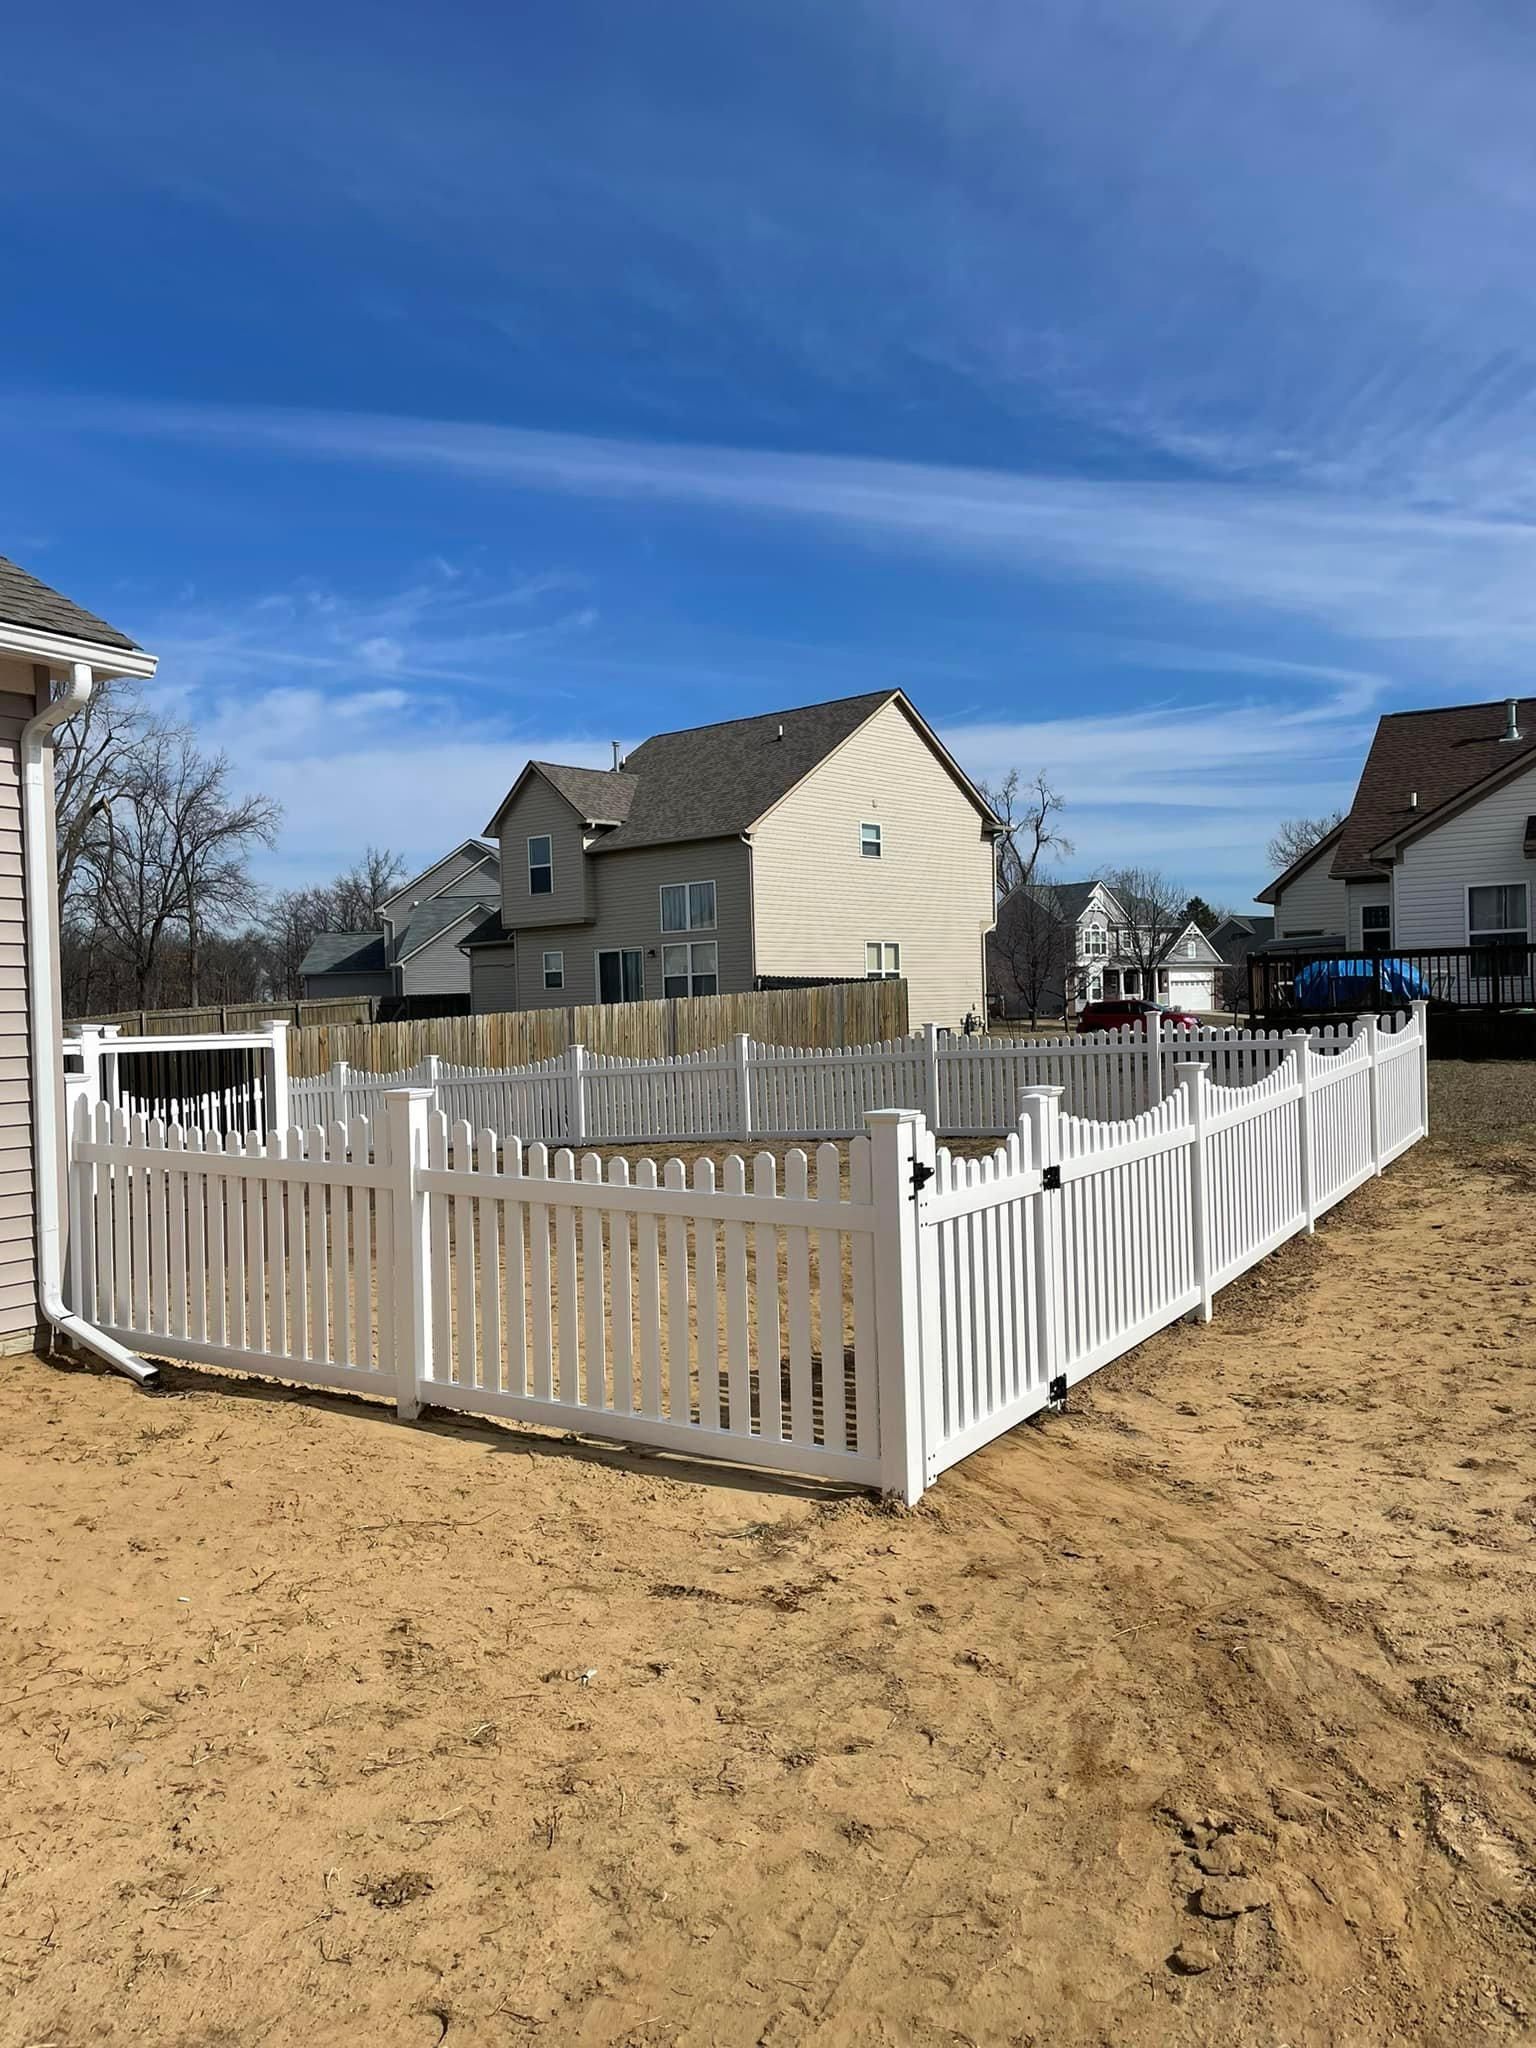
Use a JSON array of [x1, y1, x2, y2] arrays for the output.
[[1330, 696, 1536, 879], [0, 554, 140, 651], [587, 691, 904, 854], [535, 762, 639, 824], [299, 932, 388, 977], [394, 897, 485, 959], [458, 910, 513, 950]]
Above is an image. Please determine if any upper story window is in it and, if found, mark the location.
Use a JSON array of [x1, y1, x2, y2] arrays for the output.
[[866, 941, 901, 980], [860, 822, 882, 858], [528, 835, 553, 896], [660, 879, 716, 932], [1084, 923, 1107, 958], [1360, 904, 1392, 956], [1184, 938, 1198, 959]]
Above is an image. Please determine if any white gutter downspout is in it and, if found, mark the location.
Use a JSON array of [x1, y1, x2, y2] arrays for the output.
[[23, 662, 158, 1388]]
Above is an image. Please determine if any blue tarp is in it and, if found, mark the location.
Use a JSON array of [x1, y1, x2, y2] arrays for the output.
[[1292, 956, 1430, 1010]]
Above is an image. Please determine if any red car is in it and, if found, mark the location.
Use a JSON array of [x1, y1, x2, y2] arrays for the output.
[[1077, 997, 1201, 1034]]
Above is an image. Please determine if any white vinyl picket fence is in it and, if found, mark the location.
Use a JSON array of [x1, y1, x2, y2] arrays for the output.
[[65, 1006, 1429, 1502], [291, 1016, 1368, 1148]]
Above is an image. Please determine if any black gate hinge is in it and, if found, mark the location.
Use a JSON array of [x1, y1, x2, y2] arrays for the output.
[[1048, 1373, 1068, 1409], [909, 1159, 935, 1199], [1041, 1164, 1062, 1191]]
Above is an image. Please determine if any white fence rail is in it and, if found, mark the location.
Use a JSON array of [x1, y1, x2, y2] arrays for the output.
[[291, 1016, 1374, 1148], [65, 1007, 1429, 1502]]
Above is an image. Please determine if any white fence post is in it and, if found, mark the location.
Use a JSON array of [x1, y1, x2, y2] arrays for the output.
[[866, 1108, 930, 1504], [77, 1026, 106, 1115], [330, 1059, 351, 1127], [1146, 1009, 1165, 1109], [922, 1023, 943, 1133], [568, 1042, 587, 1145], [1412, 998, 1430, 1137], [423, 1052, 441, 1093], [734, 1033, 753, 1140], [1175, 1060, 1212, 1322], [1285, 1032, 1316, 1234], [1017, 1086, 1067, 1401], [385, 1088, 435, 1422], [1359, 1013, 1383, 1171], [264, 1021, 291, 1141]]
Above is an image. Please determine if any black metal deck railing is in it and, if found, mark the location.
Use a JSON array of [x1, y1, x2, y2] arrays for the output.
[[1249, 944, 1536, 1019]]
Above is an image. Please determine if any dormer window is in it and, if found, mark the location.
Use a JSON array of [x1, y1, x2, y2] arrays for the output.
[[528, 835, 553, 896]]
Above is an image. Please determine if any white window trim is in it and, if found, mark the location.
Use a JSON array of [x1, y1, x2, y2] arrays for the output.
[[541, 948, 564, 990], [528, 834, 554, 897], [865, 940, 901, 980], [593, 946, 645, 1003], [1466, 881, 1528, 944], [661, 938, 719, 996], [860, 821, 882, 858], [658, 878, 718, 933]]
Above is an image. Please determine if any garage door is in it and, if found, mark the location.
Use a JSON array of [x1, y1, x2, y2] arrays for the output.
[[1166, 970, 1212, 1009]]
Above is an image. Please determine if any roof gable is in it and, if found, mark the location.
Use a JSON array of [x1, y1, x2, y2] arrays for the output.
[[1333, 697, 1536, 877], [394, 898, 485, 961], [1256, 819, 1346, 904], [300, 932, 388, 978], [484, 760, 638, 836], [382, 840, 501, 913]]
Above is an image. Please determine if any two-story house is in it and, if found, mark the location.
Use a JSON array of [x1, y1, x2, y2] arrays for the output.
[[461, 690, 1000, 1026], [300, 839, 500, 1009], [1258, 695, 1536, 978], [988, 879, 1223, 1020]]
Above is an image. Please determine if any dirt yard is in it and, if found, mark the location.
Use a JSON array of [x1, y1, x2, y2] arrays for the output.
[[2, 1065, 1535, 2046]]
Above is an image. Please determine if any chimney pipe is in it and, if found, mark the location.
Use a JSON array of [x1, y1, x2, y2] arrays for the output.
[[611, 740, 622, 771], [775, 722, 784, 741], [1503, 697, 1522, 743], [1408, 789, 1418, 809]]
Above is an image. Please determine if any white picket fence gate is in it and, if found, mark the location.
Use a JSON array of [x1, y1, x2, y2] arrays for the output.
[[64, 1007, 1429, 1502], [291, 1016, 1365, 1148]]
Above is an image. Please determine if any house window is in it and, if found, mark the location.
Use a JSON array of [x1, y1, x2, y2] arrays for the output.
[[1184, 939, 1197, 959], [662, 940, 718, 997], [865, 941, 901, 980], [660, 880, 717, 932], [1469, 883, 1528, 974], [1158, 969, 1170, 994], [1123, 969, 1141, 996], [860, 822, 882, 859], [528, 835, 553, 896], [1084, 924, 1107, 958], [596, 948, 644, 1003], [1360, 905, 1392, 956], [542, 949, 564, 990]]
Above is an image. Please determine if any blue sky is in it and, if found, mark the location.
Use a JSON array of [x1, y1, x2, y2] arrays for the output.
[[6, 0, 1536, 910]]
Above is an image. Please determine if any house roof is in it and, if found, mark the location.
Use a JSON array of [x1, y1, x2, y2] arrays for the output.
[[382, 839, 501, 914], [1019, 879, 1102, 923], [484, 761, 638, 836], [1333, 696, 1536, 876], [0, 554, 141, 652], [1211, 913, 1275, 960], [458, 910, 514, 951], [393, 897, 485, 961], [300, 932, 388, 978]]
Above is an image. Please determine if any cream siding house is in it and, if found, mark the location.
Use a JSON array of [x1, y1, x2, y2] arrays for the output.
[[0, 555, 157, 1356], [468, 692, 999, 1026], [1262, 825, 1349, 942]]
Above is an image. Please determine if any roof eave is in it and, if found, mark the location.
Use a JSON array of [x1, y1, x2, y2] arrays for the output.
[[0, 619, 158, 679]]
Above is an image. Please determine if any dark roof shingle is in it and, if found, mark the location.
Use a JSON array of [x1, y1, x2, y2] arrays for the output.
[[299, 932, 388, 978], [533, 762, 639, 824], [0, 554, 140, 651], [1332, 697, 1536, 879]]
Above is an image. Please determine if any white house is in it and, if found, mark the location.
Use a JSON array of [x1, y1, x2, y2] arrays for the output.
[[988, 879, 1224, 1019], [1259, 695, 1536, 977]]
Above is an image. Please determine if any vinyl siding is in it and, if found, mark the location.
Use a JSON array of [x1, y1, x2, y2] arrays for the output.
[[511, 836, 753, 1010], [301, 970, 392, 1001], [1272, 842, 1349, 939], [1391, 759, 1536, 945], [469, 945, 519, 1015], [1346, 881, 1393, 950], [384, 845, 497, 912], [0, 661, 36, 1343], [497, 776, 599, 929], [398, 917, 477, 997], [749, 698, 994, 1025]]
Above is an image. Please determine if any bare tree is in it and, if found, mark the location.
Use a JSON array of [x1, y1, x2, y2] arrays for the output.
[[80, 721, 188, 1005], [977, 770, 1072, 898], [988, 879, 1070, 1025], [164, 739, 281, 1006], [1265, 811, 1344, 874], [1103, 866, 1189, 990], [52, 674, 146, 920], [330, 846, 407, 929], [257, 887, 340, 1001]]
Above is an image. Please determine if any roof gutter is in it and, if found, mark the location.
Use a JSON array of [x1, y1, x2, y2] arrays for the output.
[[22, 662, 159, 1388]]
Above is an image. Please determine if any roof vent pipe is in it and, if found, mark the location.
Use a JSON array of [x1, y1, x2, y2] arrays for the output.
[[775, 723, 784, 741], [611, 740, 621, 771], [1408, 790, 1418, 809], [1503, 697, 1523, 743]]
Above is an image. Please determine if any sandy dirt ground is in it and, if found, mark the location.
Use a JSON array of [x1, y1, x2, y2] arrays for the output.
[[2, 1065, 1535, 2047]]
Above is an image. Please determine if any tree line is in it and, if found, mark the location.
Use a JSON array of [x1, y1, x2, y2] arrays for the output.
[[56, 677, 406, 1018]]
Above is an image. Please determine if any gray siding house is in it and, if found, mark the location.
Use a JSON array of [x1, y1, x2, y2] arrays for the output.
[[0, 555, 157, 1357], [301, 840, 499, 1006], [465, 691, 1000, 1026]]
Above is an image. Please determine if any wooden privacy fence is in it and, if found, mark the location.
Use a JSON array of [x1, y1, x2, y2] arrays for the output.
[[64, 1008, 1429, 1501], [68, 996, 374, 1036], [293, 1014, 1390, 1148], [280, 979, 908, 1081]]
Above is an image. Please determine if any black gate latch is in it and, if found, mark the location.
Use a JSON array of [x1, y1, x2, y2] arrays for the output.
[[1041, 1165, 1062, 1191], [1048, 1374, 1068, 1409], [909, 1159, 935, 1198]]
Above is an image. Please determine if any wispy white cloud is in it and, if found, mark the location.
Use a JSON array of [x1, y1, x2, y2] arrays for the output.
[[61, 394, 1536, 673]]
